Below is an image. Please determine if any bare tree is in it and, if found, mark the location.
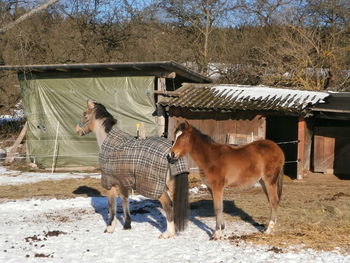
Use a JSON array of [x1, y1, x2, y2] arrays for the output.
[[159, 0, 239, 74]]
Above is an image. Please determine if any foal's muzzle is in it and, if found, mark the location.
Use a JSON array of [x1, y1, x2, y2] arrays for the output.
[[167, 152, 178, 164]]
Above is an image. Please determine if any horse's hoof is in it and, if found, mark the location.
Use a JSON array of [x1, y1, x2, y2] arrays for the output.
[[105, 220, 117, 233], [104, 226, 115, 233], [265, 228, 274, 234], [123, 224, 131, 230], [159, 231, 175, 239]]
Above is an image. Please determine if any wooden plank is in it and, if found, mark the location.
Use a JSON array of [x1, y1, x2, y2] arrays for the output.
[[4, 122, 28, 164], [313, 134, 335, 173], [297, 118, 306, 179], [303, 119, 313, 172], [313, 135, 324, 172], [324, 137, 335, 174]]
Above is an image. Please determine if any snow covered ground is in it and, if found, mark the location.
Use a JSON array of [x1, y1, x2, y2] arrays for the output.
[[0, 166, 349, 263], [0, 166, 100, 186]]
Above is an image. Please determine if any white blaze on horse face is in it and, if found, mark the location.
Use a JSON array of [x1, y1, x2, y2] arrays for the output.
[[174, 130, 183, 145], [171, 130, 183, 158]]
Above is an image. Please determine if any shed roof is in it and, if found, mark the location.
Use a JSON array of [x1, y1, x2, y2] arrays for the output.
[[0, 61, 212, 83], [311, 91, 350, 120], [159, 83, 330, 115], [312, 92, 350, 113]]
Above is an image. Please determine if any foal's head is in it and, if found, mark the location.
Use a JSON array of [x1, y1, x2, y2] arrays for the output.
[[75, 100, 116, 136], [169, 121, 193, 160]]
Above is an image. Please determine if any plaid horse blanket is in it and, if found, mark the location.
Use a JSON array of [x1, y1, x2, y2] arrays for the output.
[[99, 125, 188, 199]]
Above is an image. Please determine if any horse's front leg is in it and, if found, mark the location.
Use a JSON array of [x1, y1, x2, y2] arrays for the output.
[[158, 191, 175, 239], [210, 184, 225, 240], [105, 186, 118, 233], [158, 171, 176, 239]]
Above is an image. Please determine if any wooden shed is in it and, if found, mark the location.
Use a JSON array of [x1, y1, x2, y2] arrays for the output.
[[159, 83, 331, 179], [0, 61, 211, 168]]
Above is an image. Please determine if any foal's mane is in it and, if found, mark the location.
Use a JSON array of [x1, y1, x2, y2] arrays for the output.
[[93, 103, 116, 133], [176, 123, 214, 143]]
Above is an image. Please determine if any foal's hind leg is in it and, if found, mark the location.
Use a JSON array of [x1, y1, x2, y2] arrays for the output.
[[158, 171, 175, 239], [105, 186, 118, 233], [260, 179, 279, 234]]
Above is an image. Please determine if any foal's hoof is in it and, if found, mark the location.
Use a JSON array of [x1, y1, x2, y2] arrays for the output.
[[265, 221, 275, 234], [159, 231, 175, 239], [210, 231, 222, 240]]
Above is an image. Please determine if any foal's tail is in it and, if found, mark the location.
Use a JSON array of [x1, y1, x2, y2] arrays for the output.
[[277, 164, 284, 203], [174, 172, 189, 232]]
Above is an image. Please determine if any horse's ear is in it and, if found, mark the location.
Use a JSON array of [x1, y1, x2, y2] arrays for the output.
[[87, 99, 95, 109], [184, 120, 191, 129]]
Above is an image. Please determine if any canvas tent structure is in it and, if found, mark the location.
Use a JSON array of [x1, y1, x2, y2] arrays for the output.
[[0, 61, 211, 169]]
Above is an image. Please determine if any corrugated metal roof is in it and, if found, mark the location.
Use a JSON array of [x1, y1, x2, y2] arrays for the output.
[[159, 84, 330, 115]]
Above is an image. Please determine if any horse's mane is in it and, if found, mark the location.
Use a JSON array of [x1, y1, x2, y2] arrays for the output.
[[93, 103, 116, 133], [176, 123, 215, 143]]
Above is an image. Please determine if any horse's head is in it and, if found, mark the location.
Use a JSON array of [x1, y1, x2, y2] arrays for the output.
[[75, 100, 96, 136], [75, 99, 116, 136], [168, 121, 192, 163]]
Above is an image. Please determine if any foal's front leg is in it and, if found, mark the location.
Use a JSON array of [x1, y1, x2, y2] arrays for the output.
[[105, 187, 118, 233], [210, 185, 225, 240]]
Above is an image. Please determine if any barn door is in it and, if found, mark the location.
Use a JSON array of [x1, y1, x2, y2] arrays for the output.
[[313, 134, 335, 174], [313, 127, 350, 175], [266, 115, 298, 178]]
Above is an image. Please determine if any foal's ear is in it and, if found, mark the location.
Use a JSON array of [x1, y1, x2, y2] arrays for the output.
[[87, 99, 95, 109], [184, 120, 191, 129]]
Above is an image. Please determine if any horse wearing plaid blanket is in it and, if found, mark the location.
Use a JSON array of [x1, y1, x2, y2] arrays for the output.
[[76, 100, 189, 238]]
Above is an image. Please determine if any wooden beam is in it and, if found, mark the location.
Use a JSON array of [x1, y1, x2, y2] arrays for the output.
[[44, 166, 98, 172], [297, 117, 306, 180], [4, 122, 27, 164], [153, 90, 181, 96], [56, 68, 69, 72], [132, 66, 142, 71], [162, 72, 176, 79]]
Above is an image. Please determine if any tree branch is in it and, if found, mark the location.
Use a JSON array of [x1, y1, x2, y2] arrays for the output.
[[0, 0, 60, 34]]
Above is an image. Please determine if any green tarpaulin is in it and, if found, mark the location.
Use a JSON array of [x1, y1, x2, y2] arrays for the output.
[[20, 73, 157, 168]]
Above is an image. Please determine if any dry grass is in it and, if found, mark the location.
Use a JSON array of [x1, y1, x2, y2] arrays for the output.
[[0, 172, 349, 253], [189, 173, 350, 253]]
